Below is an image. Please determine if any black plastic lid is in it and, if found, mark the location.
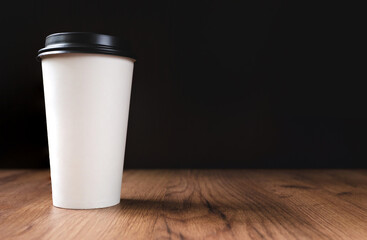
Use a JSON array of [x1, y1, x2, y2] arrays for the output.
[[37, 32, 135, 60]]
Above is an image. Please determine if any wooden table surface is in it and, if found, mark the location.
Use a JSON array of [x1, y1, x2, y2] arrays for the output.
[[1, 170, 367, 240]]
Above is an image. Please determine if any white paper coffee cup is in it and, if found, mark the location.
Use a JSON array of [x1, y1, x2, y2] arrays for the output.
[[38, 32, 135, 209]]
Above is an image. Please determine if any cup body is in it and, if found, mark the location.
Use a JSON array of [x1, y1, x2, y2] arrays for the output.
[[41, 53, 134, 209]]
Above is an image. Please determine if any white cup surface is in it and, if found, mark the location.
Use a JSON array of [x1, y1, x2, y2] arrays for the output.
[[41, 53, 134, 209]]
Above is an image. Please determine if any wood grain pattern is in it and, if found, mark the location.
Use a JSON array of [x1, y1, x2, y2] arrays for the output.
[[1, 169, 367, 239]]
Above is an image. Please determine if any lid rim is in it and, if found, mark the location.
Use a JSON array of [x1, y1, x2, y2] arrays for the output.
[[37, 49, 136, 61], [37, 32, 135, 60]]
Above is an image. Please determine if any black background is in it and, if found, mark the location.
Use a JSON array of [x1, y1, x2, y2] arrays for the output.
[[0, 0, 365, 168]]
